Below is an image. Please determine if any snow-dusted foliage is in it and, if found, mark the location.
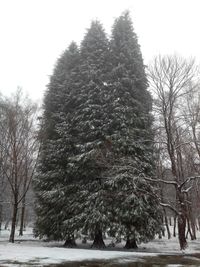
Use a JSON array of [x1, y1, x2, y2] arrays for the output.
[[34, 42, 81, 241], [34, 12, 162, 248]]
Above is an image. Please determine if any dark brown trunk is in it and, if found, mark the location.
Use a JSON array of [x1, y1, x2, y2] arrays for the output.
[[163, 208, 171, 239], [186, 217, 195, 240], [178, 213, 187, 250], [91, 228, 106, 249], [198, 218, 200, 231], [0, 204, 2, 231], [185, 192, 196, 240], [158, 231, 162, 239], [189, 208, 196, 240], [176, 187, 187, 250], [63, 234, 76, 247], [191, 220, 197, 240], [161, 216, 165, 237], [124, 237, 138, 249], [19, 200, 25, 236], [4, 219, 10, 230], [9, 203, 18, 243], [161, 225, 165, 237], [173, 216, 177, 237]]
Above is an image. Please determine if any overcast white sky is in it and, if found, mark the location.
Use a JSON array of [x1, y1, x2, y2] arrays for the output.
[[0, 0, 200, 101]]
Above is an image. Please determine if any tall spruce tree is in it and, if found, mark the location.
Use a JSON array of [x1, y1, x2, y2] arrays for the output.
[[104, 11, 162, 248], [34, 42, 80, 245], [60, 21, 112, 248]]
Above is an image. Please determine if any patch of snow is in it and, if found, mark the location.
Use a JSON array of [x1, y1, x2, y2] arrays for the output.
[[0, 242, 158, 266], [1, 226, 200, 266]]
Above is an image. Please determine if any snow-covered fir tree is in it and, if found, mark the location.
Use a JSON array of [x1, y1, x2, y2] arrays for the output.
[[34, 42, 81, 245], [100, 11, 162, 248], [34, 13, 162, 249], [60, 21, 112, 248]]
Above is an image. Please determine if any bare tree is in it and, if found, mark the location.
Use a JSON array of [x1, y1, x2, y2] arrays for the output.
[[148, 54, 199, 250], [0, 164, 7, 230], [0, 90, 38, 242]]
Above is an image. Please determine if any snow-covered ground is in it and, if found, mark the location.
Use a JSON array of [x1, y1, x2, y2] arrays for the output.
[[0, 227, 200, 266]]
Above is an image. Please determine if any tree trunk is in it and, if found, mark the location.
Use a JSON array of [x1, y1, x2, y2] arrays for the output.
[[189, 209, 196, 240], [19, 200, 26, 236], [198, 218, 200, 231], [124, 237, 138, 249], [186, 217, 194, 240], [63, 234, 77, 247], [91, 228, 106, 249], [0, 204, 2, 231], [173, 216, 177, 237], [160, 215, 165, 237], [9, 203, 18, 243], [185, 192, 196, 240], [161, 225, 165, 237], [191, 219, 197, 238], [178, 213, 187, 250], [176, 188, 187, 250], [4, 219, 10, 230], [158, 231, 162, 239], [163, 208, 171, 239]]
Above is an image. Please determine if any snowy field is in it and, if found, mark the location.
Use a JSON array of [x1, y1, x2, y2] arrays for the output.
[[0, 227, 200, 266]]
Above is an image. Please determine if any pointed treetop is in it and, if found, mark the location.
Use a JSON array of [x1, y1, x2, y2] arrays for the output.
[[111, 10, 148, 97], [68, 41, 79, 51], [54, 41, 79, 74], [80, 20, 110, 80], [43, 40, 80, 129], [81, 20, 109, 56], [111, 10, 141, 58]]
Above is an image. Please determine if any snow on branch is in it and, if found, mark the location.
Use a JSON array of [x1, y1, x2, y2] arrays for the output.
[[144, 176, 177, 187], [160, 202, 179, 215], [178, 175, 200, 190]]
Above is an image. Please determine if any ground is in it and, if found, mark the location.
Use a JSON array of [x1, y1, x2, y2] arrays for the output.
[[0, 227, 200, 266]]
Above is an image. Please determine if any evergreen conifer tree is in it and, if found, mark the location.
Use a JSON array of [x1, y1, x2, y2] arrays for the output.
[[104, 11, 162, 248], [34, 42, 80, 245], [60, 21, 111, 248]]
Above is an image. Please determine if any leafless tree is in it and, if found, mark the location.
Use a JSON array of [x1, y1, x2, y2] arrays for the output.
[[0, 90, 39, 242], [182, 85, 200, 237], [148, 54, 199, 250], [0, 162, 7, 230]]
